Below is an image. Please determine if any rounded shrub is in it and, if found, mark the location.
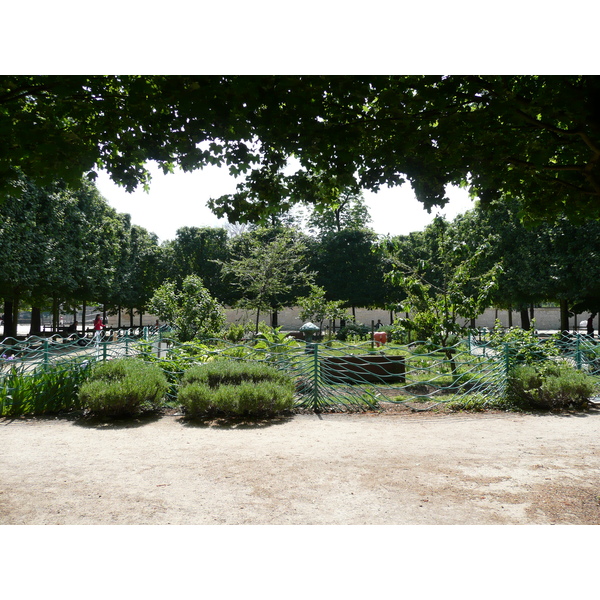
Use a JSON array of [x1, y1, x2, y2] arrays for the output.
[[182, 360, 293, 389], [177, 382, 213, 416], [506, 362, 595, 410], [178, 360, 295, 418], [79, 358, 168, 417]]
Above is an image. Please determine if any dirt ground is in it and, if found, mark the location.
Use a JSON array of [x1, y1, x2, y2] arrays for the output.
[[2, 406, 600, 525]]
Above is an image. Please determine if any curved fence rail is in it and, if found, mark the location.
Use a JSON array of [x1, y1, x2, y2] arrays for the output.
[[2, 329, 600, 416]]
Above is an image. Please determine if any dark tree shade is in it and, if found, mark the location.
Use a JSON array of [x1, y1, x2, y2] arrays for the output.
[[3, 76, 600, 224]]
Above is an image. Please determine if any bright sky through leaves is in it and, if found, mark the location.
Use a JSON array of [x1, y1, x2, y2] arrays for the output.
[[95, 163, 474, 243]]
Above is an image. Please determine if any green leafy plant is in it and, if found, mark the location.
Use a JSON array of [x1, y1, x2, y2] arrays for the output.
[[79, 359, 168, 417], [251, 327, 302, 367], [297, 284, 350, 337], [490, 320, 560, 366], [0, 359, 92, 417], [148, 274, 226, 342], [137, 340, 217, 399], [445, 393, 522, 412], [223, 322, 247, 343], [387, 217, 500, 378], [178, 360, 295, 418]]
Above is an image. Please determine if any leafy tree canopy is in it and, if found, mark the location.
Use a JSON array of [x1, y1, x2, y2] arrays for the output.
[[148, 275, 225, 342], [305, 186, 372, 235], [3, 75, 600, 222], [219, 227, 313, 331]]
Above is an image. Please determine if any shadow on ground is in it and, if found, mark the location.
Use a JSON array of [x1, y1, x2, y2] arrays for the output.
[[72, 412, 163, 430], [177, 413, 295, 430]]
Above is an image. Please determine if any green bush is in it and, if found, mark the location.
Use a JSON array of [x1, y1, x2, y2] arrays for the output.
[[178, 360, 295, 418], [148, 275, 226, 342], [506, 361, 595, 410], [177, 382, 213, 415], [223, 322, 250, 343], [445, 393, 521, 412], [231, 381, 294, 416], [490, 321, 560, 366], [182, 359, 292, 389], [79, 359, 168, 417], [336, 322, 370, 342], [137, 340, 216, 399]]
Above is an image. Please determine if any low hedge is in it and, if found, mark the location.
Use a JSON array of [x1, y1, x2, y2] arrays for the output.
[[182, 359, 293, 389], [79, 358, 168, 417], [178, 360, 295, 418], [506, 361, 595, 410]]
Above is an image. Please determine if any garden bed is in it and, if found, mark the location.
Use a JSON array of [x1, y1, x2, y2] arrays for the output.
[[320, 354, 405, 384]]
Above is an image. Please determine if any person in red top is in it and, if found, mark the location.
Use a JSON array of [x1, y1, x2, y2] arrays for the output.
[[93, 314, 104, 344]]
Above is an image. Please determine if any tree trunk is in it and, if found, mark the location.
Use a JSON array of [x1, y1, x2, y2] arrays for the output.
[[519, 306, 530, 331], [118, 306, 122, 328], [508, 307, 513, 328], [445, 348, 458, 384], [129, 309, 134, 328], [139, 310, 143, 328], [29, 307, 42, 336], [255, 308, 260, 334], [3, 299, 15, 339], [271, 309, 278, 329], [559, 299, 570, 335], [52, 297, 60, 330], [12, 295, 20, 337]]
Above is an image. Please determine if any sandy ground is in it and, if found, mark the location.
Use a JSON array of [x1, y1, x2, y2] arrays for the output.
[[2, 407, 600, 525]]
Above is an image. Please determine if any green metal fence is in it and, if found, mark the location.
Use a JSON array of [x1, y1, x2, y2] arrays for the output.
[[2, 329, 600, 416]]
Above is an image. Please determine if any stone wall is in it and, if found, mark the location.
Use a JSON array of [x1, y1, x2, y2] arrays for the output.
[[72, 305, 599, 334], [223, 306, 599, 333]]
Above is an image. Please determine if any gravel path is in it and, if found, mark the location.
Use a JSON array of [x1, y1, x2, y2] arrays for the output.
[[2, 409, 600, 524]]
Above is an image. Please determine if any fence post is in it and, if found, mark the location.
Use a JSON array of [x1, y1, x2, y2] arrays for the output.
[[503, 342, 511, 376], [43, 339, 49, 370], [102, 337, 108, 362], [312, 342, 320, 411], [500, 342, 512, 398], [576, 334, 582, 370]]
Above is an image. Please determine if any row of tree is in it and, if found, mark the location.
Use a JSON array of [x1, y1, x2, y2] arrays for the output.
[[0, 177, 161, 337], [2, 176, 599, 339], [381, 197, 600, 335]]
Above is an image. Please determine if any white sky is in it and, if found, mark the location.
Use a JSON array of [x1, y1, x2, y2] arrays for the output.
[[95, 163, 475, 243]]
